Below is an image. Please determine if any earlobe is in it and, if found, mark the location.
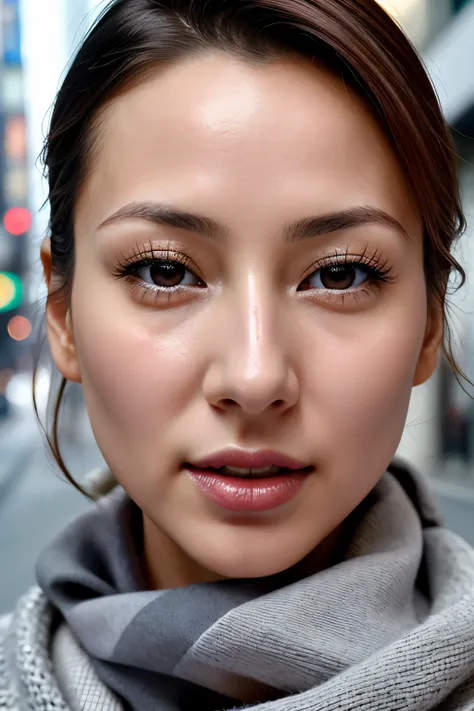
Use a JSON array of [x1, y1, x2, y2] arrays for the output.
[[412, 299, 443, 387], [41, 238, 81, 384]]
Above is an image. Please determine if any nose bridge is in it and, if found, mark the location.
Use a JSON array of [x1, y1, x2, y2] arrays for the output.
[[216, 270, 296, 413], [240, 271, 278, 378]]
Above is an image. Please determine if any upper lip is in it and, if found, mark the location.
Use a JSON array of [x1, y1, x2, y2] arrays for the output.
[[189, 449, 312, 470]]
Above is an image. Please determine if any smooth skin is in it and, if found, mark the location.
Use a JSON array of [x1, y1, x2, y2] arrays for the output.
[[42, 52, 442, 589]]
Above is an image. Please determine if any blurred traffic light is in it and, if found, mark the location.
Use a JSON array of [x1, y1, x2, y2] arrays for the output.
[[0, 271, 22, 311]]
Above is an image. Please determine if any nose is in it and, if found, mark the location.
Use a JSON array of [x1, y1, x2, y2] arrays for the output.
[[202, 275, 299, 417]]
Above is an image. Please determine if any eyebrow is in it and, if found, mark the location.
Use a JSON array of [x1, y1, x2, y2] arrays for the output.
[[98, 201, 409, 242]]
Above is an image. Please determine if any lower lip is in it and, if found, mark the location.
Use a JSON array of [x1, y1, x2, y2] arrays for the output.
[[187, 467, 311, 512]]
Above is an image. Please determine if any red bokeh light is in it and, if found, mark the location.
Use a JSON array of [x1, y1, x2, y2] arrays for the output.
[[4, 207, 32, 235], [8, 315, 32, 341]]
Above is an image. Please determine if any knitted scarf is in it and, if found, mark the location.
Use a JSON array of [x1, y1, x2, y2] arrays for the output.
[[35, 463, 474, 711]]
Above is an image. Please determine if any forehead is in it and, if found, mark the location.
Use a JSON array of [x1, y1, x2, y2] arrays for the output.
[[77, 52, 418, 234]]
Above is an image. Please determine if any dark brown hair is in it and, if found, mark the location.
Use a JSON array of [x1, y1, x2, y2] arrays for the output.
[[34, 0, 466, 494]]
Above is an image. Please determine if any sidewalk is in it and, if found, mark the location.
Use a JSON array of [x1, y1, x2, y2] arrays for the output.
[[428, 461, 474, 545], [0, 422, 102, 613], [0, 412, 40, 508], [0, 398, 98, 503], [434, 493, 474, 545]]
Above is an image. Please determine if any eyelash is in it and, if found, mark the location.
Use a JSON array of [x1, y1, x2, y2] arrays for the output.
[[112, 244, 395, 305], [299, 246, 394, 290], [113, 246, 201, 301]]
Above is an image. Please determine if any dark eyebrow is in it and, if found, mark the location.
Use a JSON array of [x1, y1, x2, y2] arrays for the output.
[[98, 201, 409, 241], [98, 201, 230, 240], [283, 206, 409, 242]]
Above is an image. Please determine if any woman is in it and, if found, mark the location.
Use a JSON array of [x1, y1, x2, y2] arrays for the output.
[[1, 0, 474, 708]]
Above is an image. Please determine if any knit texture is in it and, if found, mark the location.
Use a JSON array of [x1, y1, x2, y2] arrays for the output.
[[0, 588, 124, 711], [2, 463, 474, 710]]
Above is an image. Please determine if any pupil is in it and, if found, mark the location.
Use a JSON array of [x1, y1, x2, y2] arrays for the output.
[[150, 261, 185, 287], [320, 265, 355, 290]]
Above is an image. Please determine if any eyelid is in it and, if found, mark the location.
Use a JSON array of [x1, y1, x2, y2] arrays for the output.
[[300, 248, 393, 282], [310, 248, 385, 268], [114, 244, 204, 282]]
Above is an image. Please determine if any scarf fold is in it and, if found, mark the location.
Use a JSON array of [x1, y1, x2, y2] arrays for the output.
[[36, 463, 474, 711]]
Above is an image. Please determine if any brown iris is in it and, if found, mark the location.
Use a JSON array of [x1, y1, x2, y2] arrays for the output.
[[319, 264, 357, 290], [150, 261, 185, 287]]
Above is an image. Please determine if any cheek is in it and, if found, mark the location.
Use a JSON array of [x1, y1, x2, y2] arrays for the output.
[[307, 290, 427, 467], [71, 296, 200, 451]]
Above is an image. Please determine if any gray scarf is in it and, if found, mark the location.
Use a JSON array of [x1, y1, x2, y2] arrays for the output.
[[35, 463, 474, 711]]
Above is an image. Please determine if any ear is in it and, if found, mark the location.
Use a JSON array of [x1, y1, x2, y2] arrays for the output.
[[412, 297, 443, 386], [41, 238, 81, 384]]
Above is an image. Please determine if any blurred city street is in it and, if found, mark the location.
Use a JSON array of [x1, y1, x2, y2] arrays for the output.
[[0, 408, 102, 613]]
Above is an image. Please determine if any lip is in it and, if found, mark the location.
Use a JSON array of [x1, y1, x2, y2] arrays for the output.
[[190, 448, 311, 470], [187, 469, 311, 512]]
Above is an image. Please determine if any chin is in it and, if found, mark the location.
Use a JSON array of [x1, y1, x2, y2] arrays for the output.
[[211, 556, 298, 580], [192, 535, 312, 580]]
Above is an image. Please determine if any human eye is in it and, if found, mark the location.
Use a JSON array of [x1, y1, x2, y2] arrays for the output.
[[112, 244, 205, 305], [297, 247, 395, 304]]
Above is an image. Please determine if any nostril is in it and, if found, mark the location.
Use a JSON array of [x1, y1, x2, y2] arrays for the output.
[[272, 399, 285, 410], [215, 398, 238, 410]]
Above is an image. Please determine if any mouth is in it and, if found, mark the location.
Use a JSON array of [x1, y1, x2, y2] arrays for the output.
[[184, 449, 314, 512], [185, 464, 314, 478], [188, 448, 313, 475]]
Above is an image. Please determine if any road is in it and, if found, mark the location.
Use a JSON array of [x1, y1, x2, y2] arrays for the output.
[[0, 412, 473, 614]]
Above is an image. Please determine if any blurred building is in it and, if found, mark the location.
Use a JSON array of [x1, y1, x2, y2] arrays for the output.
[[0, 0, 101, 418], [0, 0, 31, 417], [19, 0, 103, 308]]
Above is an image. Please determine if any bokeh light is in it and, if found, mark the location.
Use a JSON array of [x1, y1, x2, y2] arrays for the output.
[[7, 315, 32, 341], [0, 273, 15, 309], [5, 116, 27, 160], [4, 206, 32, 235], [0, 272, 22, 311]]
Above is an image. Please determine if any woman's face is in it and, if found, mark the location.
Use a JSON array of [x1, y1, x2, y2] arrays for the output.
[[47, 52, 441, 584]]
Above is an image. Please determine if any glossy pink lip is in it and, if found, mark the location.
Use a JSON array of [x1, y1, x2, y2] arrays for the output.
[[187, 469, 311, 512], [190, 448, 311, 470]]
